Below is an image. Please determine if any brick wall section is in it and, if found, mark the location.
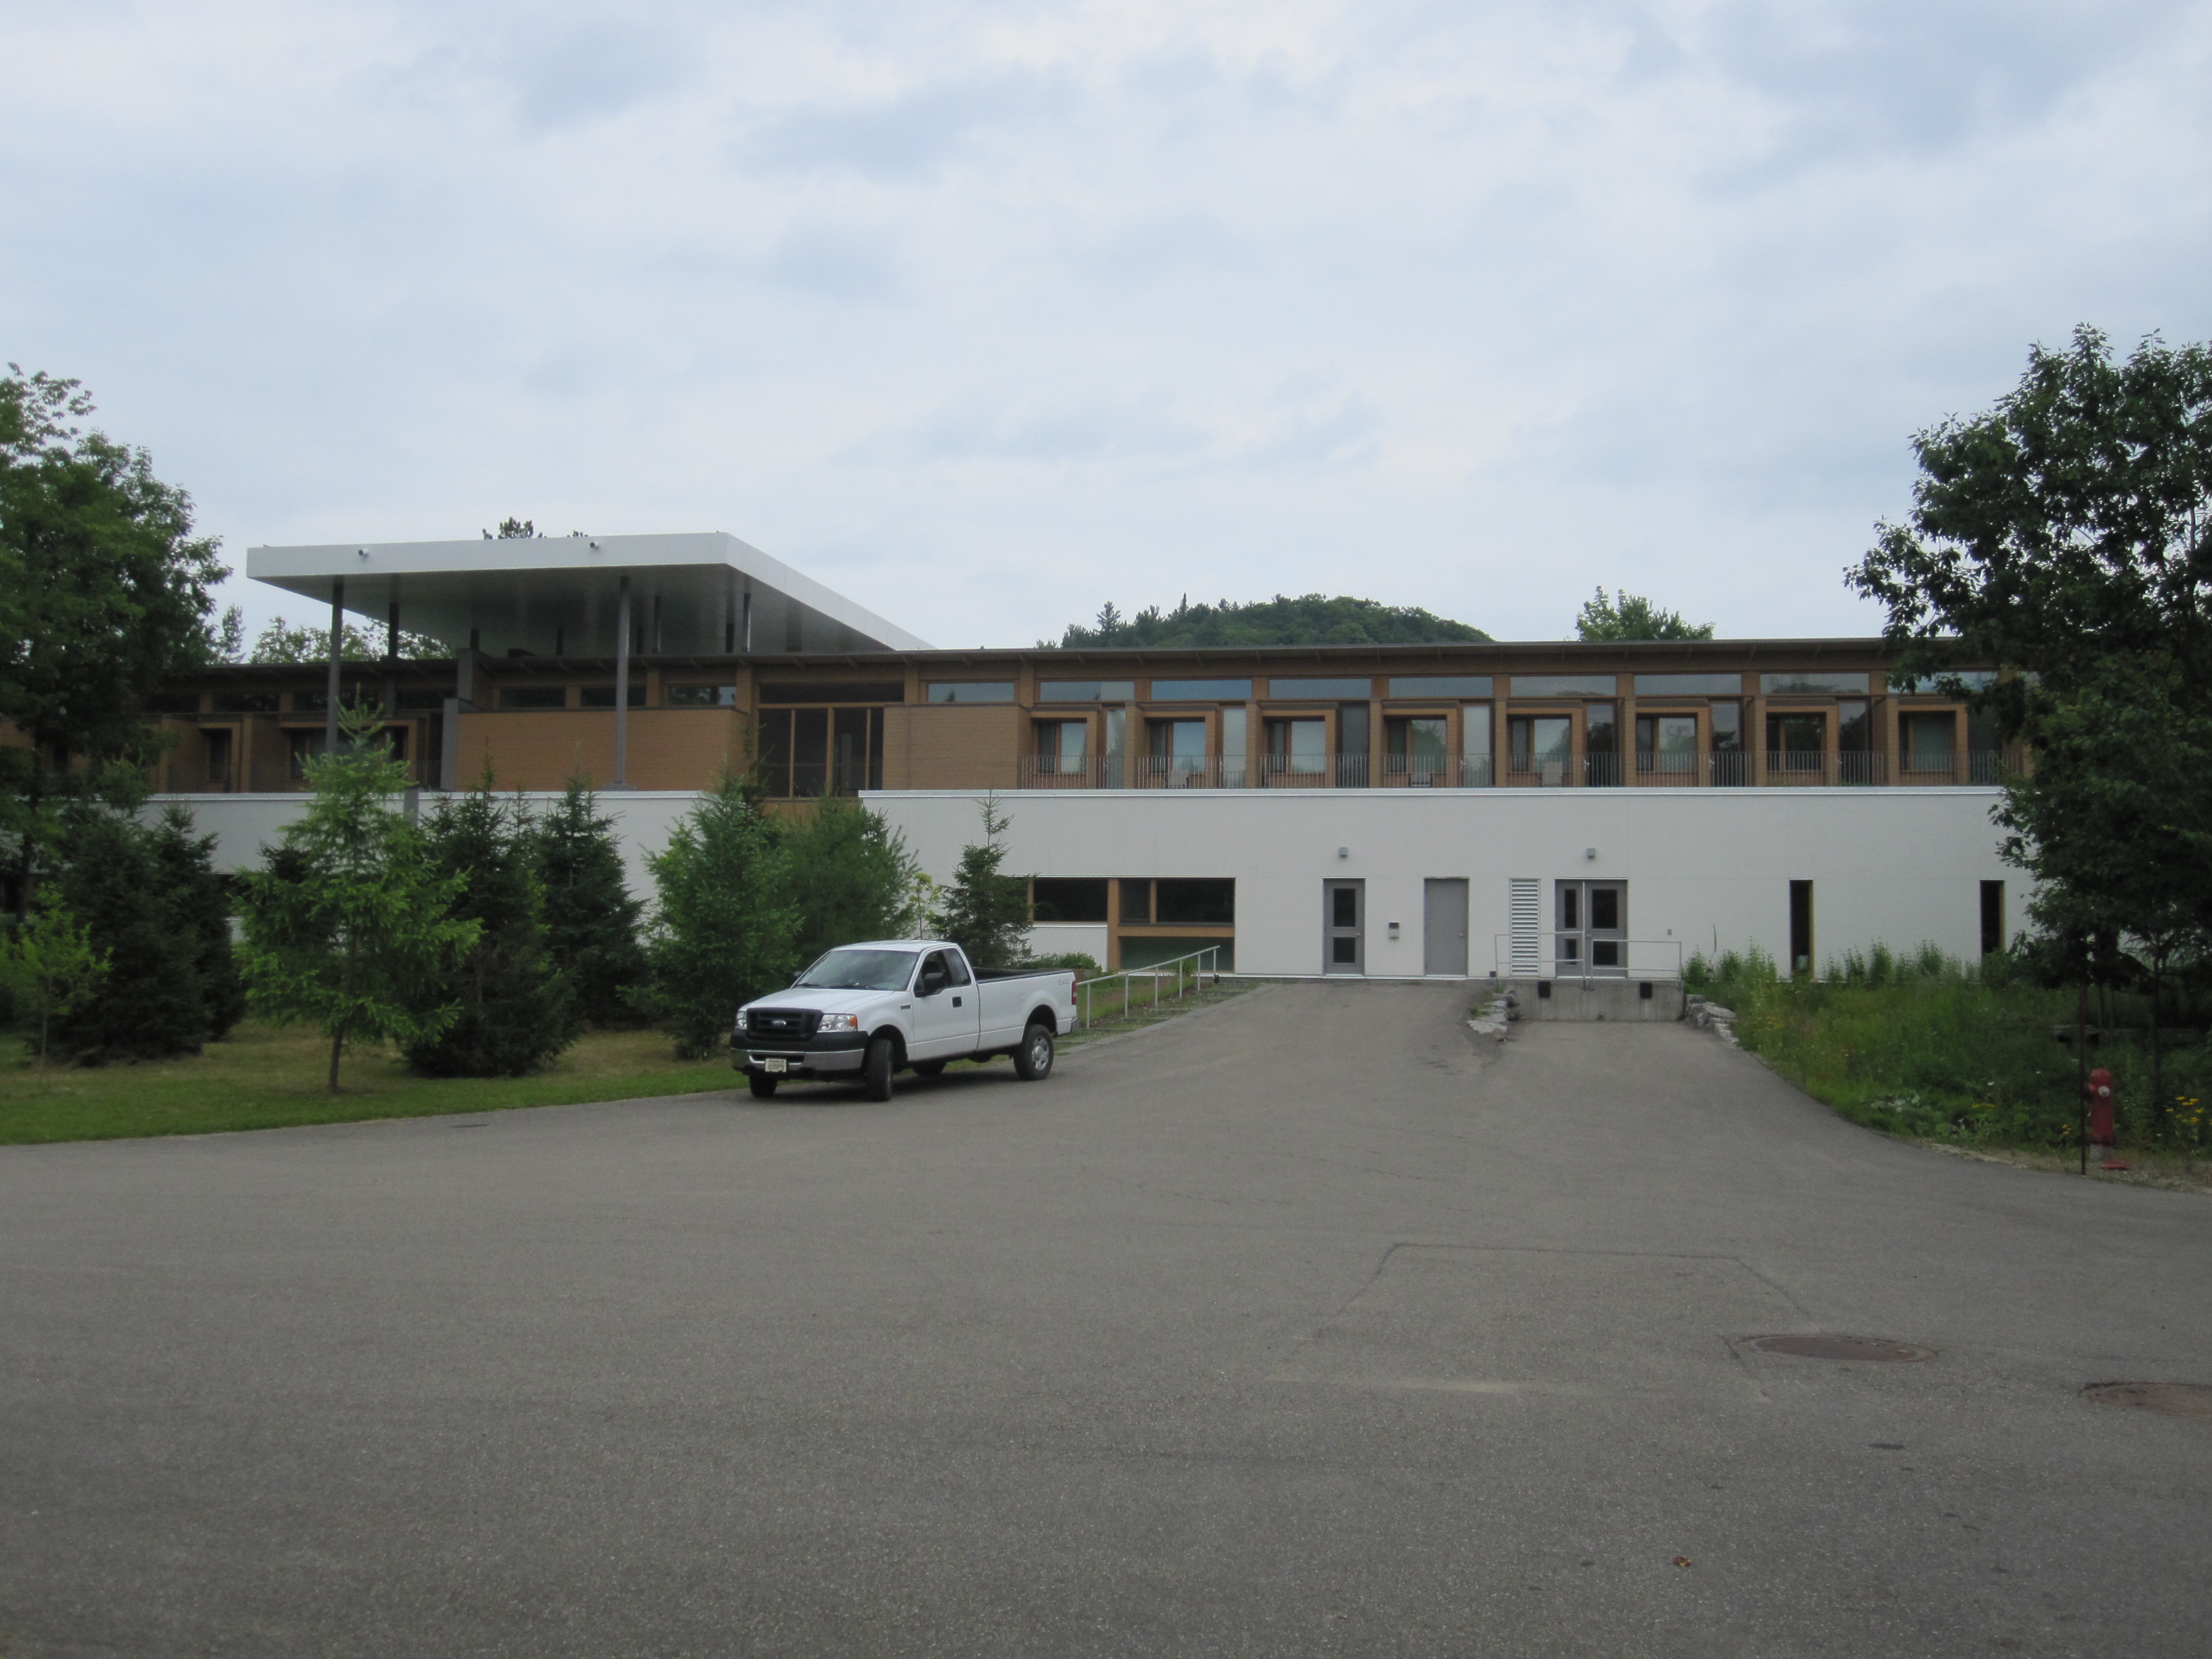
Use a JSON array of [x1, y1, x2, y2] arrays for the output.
[[880, 704, 1023, 790], [454, 710, 747, 792]]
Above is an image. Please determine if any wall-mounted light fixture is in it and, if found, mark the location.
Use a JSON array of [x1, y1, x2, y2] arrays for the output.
[[1387, 921, 1401, 939], [1584, 846, 1597, 860], [1336, 846, 1349, 859]]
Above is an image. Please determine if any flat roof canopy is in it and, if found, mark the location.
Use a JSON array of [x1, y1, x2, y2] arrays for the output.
[[245, 532, 930, 658]]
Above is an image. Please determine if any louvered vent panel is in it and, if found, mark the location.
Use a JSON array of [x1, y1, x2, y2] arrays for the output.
[[1508, 878, 1541, 975]]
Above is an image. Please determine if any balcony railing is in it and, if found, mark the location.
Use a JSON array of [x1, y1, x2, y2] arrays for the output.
[[1011, 750, 2017, 791]]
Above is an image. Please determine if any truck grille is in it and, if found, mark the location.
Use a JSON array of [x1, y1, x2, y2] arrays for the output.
[[747, 1007, 820, 1040]]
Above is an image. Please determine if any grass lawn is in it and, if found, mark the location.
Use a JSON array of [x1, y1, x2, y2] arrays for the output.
[[0, 979, 1258, 1145], [0, 1023, 739, 1145]]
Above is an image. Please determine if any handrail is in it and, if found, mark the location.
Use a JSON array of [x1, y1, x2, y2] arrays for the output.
[[1491, 936, 1687, 978], [1076, 945, 1225, 1028]]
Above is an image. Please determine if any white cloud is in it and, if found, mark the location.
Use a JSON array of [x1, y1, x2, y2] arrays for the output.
[[3, 0, 2207, 647]]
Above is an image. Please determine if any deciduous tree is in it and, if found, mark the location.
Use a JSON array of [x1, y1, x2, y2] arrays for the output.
[[1574, 588, 1713, 642], [1, 366, 226, 913]]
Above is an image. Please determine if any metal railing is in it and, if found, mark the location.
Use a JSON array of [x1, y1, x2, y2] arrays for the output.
[[1014, 749, 2020, 792], [1492, 937, 1687, 979], [1076, 945, 1226, 1027]]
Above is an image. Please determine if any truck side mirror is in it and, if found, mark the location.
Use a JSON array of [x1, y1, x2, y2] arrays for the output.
[[919, 969, 947, 996]]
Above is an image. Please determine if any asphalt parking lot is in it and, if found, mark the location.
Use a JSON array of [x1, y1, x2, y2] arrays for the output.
[[2, 981, 2208, 1657]]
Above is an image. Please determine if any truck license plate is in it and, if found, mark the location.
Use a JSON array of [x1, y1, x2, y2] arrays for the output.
[[762, 1058, 787, 1073]]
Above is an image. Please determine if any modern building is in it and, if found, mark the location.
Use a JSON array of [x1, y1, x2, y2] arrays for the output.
[[137, 534, 2018, 987]]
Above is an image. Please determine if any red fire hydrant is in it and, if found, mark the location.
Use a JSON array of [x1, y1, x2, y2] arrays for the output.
[[2086, 1068, 2121, 1167]]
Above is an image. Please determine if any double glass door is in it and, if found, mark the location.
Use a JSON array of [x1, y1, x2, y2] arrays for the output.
[[1555, 881, 1627, 976]]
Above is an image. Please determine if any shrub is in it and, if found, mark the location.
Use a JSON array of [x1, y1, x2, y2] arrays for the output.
[[47, 803, 242, 1061], [404, 785, 579, 1078], [533, 780, 647, 1027], [638, 774, 798, 1059]]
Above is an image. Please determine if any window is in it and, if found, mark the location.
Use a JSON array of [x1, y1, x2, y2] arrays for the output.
[[1038, 680, 1134, 703], [1267, 718, 1327, 777], [1149, 678, 1251, 701], [1900, 710, 1956, 775], [1147, 719, 1208, 783], [577, 684, 645, 708], [756, 705, 887, 797], [666, 684, 737, 708], [1767, 712, 1825, 771], [1980, 882, 2005, 957], [1633, 673, 1742, 695], [1509, 715, 1572, 781], [501, 687, 568, 710], [1636, 713, 1698, 779], [1120, 879, 1153, 923], [1386, 716, 1449, 781], [1710, 701, 1746, 785], [147, 692, 201, 715], [1510, 674, 1614, 697], [287, 729, 325, 779], [1585, 703, 1620, 786], [1389, 676, 1492, 697], [212, 691, 279, 714], [1157, 878, 1235, 924], [293, 689, 371, 713], [201, 728, 232, 790], [1034, 720, 1088, 775], [760, 682, 903, 704], [1893, 670, 1998, 693], [1269, 676, 1370, 699], [1032, 878, 1109, 923], [397, 688, 449, 710], [925, 681, 1015, 703], [1761, 672, 1869, 695]]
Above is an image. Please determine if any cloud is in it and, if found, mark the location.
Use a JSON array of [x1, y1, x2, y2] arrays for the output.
[[2, 0, 2207, 651]]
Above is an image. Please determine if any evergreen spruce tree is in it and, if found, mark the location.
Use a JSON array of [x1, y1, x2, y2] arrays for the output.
[[238, 706, 478, 1091], [638, 773, 798, 1059], [930, 796, 1031, 969], [404, 783, 579, 1077], [533, 779, 647, 1026], [779, 793, 928, 968], [49, 800, 241, 1061]]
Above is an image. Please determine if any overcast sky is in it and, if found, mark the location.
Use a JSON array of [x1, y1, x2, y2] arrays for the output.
[[5, 1, 2208, 649]]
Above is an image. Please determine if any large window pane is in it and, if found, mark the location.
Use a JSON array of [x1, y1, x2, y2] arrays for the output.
[[792, 707, 829, 797], [832, 708, 871, 794], [1032, 878, 1109, 922], [757, 709, 792, 797], [1157, 878, 1235, 924]]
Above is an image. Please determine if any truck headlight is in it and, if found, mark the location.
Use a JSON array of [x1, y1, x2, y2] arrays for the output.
[[818, 1013, 859, 1032], [733, 1008, 749, 1033]]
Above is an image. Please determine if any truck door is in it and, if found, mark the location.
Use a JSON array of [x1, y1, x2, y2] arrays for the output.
[[910, 949, 977, 1059]]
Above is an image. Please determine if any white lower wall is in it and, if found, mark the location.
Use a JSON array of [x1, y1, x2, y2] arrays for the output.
[[1025, 923, 1110, 964], [152, 792, 705, 901], [157, 785, 2022, 981], [864, 787, 2020, 979]]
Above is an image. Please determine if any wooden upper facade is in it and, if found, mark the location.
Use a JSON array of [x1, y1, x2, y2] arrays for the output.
[[136, 637, 2009, 797]]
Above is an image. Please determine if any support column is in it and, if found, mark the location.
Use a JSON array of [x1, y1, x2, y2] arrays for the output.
[[325, 578, 345, 758], [384, 600, 401, 716], [613, 573, 632, 789]]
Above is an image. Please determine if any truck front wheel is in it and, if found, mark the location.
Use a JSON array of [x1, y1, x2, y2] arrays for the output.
[[863, 1036, 897, 1101], [747, 1073, 779, 1100], [1014, 1021, 1055, 1081]]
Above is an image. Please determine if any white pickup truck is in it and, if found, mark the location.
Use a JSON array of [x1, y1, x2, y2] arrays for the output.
[[732, 941, 1078, 1101]]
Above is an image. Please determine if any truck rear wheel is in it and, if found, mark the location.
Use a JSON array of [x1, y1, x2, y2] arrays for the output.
[[863, 1035, 897, 1101], [747, 1073, 779, 1100], [1014, 1020, 1055, 1081]]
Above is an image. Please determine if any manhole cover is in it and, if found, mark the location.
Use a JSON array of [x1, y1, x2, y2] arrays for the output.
[[2083, 1382, 2212, 1418], [1745, 1334, 1934, 1363]]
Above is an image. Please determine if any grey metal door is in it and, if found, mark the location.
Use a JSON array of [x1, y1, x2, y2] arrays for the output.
[[1324, 880, 1364, 975], [1422, 878, 1469, 975]]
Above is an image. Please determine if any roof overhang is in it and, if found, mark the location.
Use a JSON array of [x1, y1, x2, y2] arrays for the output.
[[244, 532, 930, 657]]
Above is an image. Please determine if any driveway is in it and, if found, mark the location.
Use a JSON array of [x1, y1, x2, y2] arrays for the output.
[[1, 983, 2207, 1656]]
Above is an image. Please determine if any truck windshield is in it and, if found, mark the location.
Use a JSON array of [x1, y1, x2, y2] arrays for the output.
[[794, 948, 920, 991]]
